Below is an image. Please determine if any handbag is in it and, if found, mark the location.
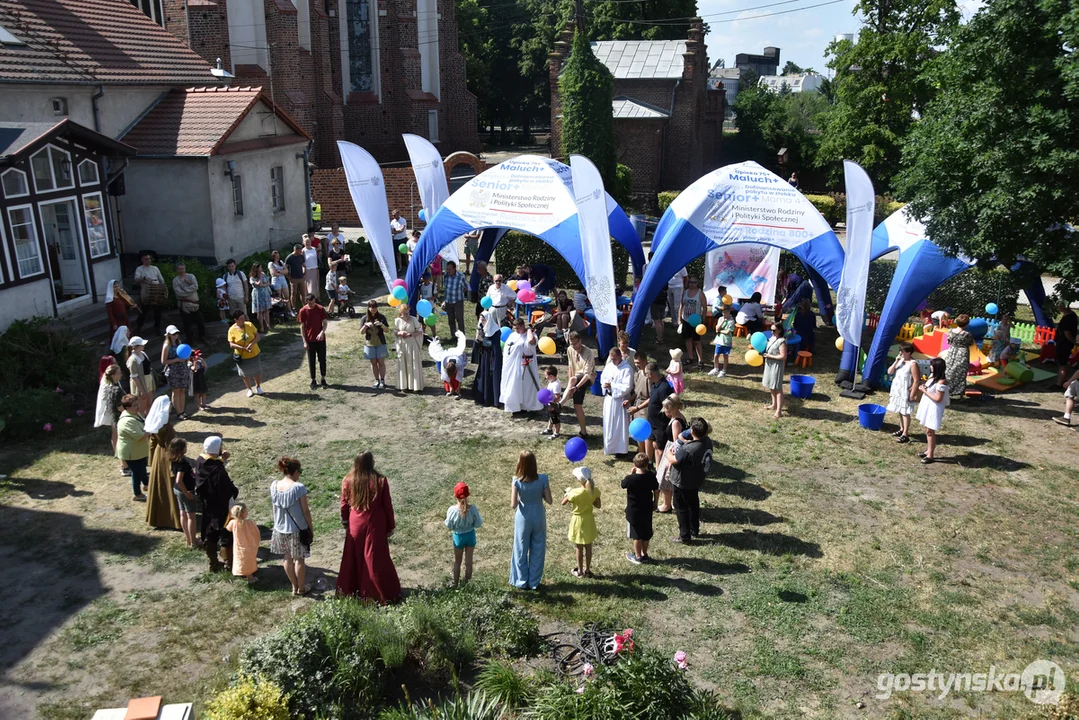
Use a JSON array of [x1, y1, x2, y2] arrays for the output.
[[279, 488, 313, 548]]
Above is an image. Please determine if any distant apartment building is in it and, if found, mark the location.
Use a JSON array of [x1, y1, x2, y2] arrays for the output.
[[758, 73, 825, 94], [735, 47, 780, 78]]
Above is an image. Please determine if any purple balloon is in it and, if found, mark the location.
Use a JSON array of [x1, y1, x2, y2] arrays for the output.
[[537, 388, 554, 405], [518, 280, 532, 292], [565, 437, 588, 463]]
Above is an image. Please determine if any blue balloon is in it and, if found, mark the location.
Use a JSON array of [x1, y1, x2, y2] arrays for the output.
[[416, 299, 433, 318], [565, 437, 588, 463], [418, 208, 426, 221], [985, 302, 999, 316], [392, 285, 408, 301], [480, 296, 493, 309], [688, 313, 702, 327], [500, 327, 513, 344], [967, 317, 989, 340], [629, 417, 651, 442], [750, 331, 768, 353], [731, 302, 741, 312], [176, 344, 192, 360]]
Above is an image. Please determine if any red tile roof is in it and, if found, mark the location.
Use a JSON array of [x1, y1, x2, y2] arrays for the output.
[[0, 0, 220, 85], [120, 86, 311, 157]]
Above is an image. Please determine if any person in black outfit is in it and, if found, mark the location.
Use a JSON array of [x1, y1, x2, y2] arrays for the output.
[[666, 417, 714, 545], [195, 435, 239, 572], [622, 453, 659, 564], [1055, 304, 1077, 388], [284, 244, 307, 313], [644, 362, 674, 466]]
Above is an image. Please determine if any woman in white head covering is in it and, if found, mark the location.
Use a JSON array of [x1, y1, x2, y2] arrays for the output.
[[94, 361, 127, 477], [125, 336, 155, 415]]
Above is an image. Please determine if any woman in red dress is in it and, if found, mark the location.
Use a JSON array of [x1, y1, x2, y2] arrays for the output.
[[336, 452, 401, 603], [105, 279, 138, 334]]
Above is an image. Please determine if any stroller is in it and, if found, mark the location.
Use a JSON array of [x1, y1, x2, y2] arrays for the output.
[[270, 296, 292, 324]]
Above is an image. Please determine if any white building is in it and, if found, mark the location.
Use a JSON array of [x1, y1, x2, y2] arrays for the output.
[[758, 73, 826, 94]]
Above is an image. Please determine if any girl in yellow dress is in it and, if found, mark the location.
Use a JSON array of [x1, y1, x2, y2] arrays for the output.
[[226, 503, 260, 584], [562, 466, 601, 578]]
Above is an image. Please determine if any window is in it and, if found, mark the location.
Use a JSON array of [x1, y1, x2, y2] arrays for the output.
[[51, 97, 68, 116], [417, 0, 440, 99], [82, 193, 109, 258], [78, 160, 100, 186], [1, 168, 28, 198], [8, 206, 43, 277], [129, 0, 164, 25], [232, 175, 243, 216], [345, 0, 375, 93], [270, 166, 285, 212], [428, 110, 439, 143], [30, 145, 73, 193]]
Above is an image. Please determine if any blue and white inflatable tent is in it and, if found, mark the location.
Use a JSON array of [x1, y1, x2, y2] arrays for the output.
[[626, 161, 846, 345]]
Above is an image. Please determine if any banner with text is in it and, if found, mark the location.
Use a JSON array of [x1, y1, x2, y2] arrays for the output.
[[704, 244, 780, 304], [337, 141, 396, 293], [402, 134, 458, 265], [570, 155, 617, 325], [441, 155, 577, 236]]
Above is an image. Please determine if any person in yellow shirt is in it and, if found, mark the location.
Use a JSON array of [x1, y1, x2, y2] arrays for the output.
[[227, 310, 265, 397]]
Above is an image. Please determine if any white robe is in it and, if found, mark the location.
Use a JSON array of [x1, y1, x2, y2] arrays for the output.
[[601, 360, 634, 455], [430, 331, 468, 383], [500, 331, 543, 412]]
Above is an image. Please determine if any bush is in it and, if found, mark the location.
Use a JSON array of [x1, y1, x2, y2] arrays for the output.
[[238, 600, 402, 719], [158, 258, 221, 319], [495, 231, 632, 293], [0, 387, 87, 441], [612, 164, 632, 208], [876, 199, 904, 224], [559, 30, 617, 190], [203, 675, 291, 720], [657, 191, 680, 214], [378, 691, 503, 720], [865, 259, 1023, 317], [804, 194, 837, 226], [474, 660, 533, 709]]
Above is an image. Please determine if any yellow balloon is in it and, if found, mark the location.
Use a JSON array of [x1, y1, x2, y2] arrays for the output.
[[722, 294, 733, 306], [538, 336, 557, 355], [745, 349, 764, 367], [508, 280, 518, 291], [388, 296, 402, 307], [835, 336, 844, 351], [695, 323, 707, 336]]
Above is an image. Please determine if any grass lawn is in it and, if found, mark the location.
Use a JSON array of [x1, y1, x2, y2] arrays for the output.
[[1, 278, 1077, 719]]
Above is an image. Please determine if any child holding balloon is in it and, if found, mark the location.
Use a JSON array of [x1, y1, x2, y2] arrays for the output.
[[562, 466, 601, 578], [543, 366, 563, 439], [710, 305, 735, 377]]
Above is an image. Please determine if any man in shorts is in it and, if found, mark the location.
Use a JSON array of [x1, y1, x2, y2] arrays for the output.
[[560, 331, 595, 438]]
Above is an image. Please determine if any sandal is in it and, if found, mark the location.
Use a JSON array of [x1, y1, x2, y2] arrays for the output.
[[177, 413, 188, 421], [920, 456, 935, 464], [571, 568, 582, 578], [584, 570, 594, 578], [896, 435, 911, 444], [892, 430, 904, 437]]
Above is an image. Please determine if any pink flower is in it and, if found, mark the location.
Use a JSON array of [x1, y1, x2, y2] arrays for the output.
[[582, 663, 594, 677], [55, 386, 63, 393], [64, 418, 72, 424], [43, 423, 53, 432], [575, 686, 584, 694], [677, 660, 689, 670], [622, 628, 635, 639], [674, 651, 687, 664], [613, 634, 625, 653], [76, 409, 85, 416]]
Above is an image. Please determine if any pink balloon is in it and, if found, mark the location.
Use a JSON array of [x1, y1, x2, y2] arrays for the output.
[[391, 279, 407, 288], [43, 423, 53, 432]]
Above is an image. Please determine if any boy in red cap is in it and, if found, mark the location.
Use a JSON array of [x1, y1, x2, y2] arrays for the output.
[[444, 482, 483, 585]]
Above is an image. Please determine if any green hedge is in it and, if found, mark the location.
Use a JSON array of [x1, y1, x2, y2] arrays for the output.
[[804, 194, 838, 226], [657, 191, 680, 214], [495, 231, 631, 292], [613, 163, 633, 208], [158, 258, 221, 319], [865, 259, 1022, 317]]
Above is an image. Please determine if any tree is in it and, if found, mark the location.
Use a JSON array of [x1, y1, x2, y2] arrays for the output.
[[781, 60, 805, 75], [894, 0, 1079, 299], [559, 28, 617, 187], [817, 0, 959, 191], [729, 83, 830, 172], [587, 0, 704, 40]]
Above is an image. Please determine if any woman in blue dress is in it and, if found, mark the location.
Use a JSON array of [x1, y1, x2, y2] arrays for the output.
[[509, 450, 552, 590]]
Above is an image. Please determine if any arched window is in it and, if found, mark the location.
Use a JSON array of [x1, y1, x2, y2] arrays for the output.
[[1, 168, 28, 198], [448, 163, 475, 193]]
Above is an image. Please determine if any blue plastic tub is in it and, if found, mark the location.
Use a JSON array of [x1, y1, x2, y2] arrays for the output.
[[789, 375, 815, 399], [857, 403, 887, 430]]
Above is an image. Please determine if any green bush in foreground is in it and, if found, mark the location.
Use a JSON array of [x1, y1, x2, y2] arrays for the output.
[[203, 674, 291, 720]]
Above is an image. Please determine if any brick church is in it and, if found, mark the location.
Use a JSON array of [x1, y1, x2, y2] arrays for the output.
[[548, 20, 724, 203], [136, 0, 480, 167]]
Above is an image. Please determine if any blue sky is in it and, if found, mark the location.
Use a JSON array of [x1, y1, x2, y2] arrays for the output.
[[699, 0, 984, 76]]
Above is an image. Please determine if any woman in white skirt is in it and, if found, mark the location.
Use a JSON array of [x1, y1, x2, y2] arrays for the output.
[[915, 357, 949, 465], [887, 343, 919, 444]]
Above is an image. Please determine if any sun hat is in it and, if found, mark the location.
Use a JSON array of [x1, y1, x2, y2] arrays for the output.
[[453, 482, 469, 500], [128, 336, 147, 347], [203, 436, 222, 456], [572, 466, 592, 482], [669, 348, 683, 360], [164, 325, 180, 336], [215, 278, 226, 287]]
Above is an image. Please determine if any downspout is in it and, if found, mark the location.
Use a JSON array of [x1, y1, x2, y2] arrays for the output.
[[660, 79, 680, 190], [300, 141, 313, 230], [91, 85, 105, 133]]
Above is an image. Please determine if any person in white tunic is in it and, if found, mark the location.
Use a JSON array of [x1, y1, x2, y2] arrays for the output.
[[394, 305, 425, 392], [430, 331, 468, 397], [500, 317, 543, 413], [600, 347, 634, 456], [486, 274, 517, 327]]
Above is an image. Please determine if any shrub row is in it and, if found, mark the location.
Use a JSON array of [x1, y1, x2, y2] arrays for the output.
[[227, 584, 541, 719], [495, 231, 632, 292]]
